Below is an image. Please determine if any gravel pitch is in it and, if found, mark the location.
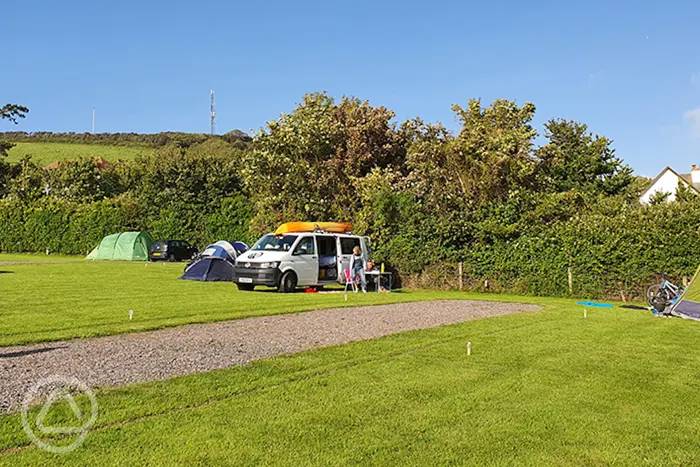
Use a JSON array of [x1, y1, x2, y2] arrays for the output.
[[0, 300, 538, 412]]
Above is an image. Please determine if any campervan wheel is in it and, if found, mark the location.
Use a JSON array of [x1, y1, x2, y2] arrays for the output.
[[278, 271, 297, 293]]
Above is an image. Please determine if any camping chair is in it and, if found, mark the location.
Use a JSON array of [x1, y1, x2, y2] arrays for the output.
[[343, 267, 358, 294]]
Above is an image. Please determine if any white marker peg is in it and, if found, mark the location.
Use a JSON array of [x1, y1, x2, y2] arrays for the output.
[[466, 341, 472, 356], [128, 309, 134, 320], [584, 308, 588, 319]]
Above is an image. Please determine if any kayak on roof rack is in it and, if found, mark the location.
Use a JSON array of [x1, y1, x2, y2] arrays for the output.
[[274, 221, 353, 235]]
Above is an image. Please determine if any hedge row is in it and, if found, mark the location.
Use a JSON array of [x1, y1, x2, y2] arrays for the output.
[[2, 194, 699, 299], [0, 195, 253, 256], [385, 201, 700, 299]]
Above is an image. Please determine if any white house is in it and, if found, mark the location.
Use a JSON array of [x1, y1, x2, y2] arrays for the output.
[[639, 165, 700, 204]]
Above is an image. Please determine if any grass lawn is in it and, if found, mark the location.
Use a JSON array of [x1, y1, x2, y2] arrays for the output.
[[3, 253, 700, 464], [0, 253, 510, 347], [6, 142, 153, 165], [2, 290, 700, 464]]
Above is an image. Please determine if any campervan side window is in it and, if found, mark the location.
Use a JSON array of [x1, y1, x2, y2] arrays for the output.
[[316, 236, 337, 256], [293, 237, 316, 255], [340, 237, 360, 255]]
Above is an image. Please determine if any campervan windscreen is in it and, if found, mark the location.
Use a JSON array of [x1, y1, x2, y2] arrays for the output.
[[252, 234, 298, 252]]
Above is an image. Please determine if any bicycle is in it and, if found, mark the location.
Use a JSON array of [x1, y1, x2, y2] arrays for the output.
[[647, 274, 684, 315]]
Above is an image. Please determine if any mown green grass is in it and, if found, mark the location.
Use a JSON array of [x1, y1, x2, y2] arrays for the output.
[[0, 253, 507, 347], [1, 293, 699, 465], [6, 142, 153, 165], [0, 253, 83, 264]]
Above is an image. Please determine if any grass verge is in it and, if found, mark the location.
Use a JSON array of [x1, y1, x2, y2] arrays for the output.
[[1, 296, 699, 464]]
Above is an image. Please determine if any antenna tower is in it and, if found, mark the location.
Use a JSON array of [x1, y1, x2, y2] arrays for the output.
[[210, 90, 216, 135]]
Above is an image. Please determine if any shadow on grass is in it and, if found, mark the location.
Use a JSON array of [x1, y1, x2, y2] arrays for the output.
[[0, 345, 68, 358], [245, 286, 407, 294], [620, 304, 649, 311]]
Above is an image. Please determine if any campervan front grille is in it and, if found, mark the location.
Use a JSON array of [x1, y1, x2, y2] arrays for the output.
[[233, 266, 280, 285]]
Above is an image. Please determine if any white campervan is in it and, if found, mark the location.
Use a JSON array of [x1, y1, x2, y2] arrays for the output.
[[233, 231, 370, 292]]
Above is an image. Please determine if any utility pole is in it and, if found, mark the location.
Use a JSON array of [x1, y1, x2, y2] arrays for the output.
[[91, 108, 96, 134], [210, 90, 216, 135]]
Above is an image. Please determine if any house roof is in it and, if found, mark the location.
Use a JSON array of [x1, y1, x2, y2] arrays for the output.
[[678, 173, 700, 191], [642, 166, 700, 198]]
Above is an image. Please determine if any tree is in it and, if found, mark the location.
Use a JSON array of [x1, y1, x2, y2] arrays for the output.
[[0, 104, 29, 124], [536, 119, 632, 195], [406, 99, 538, 210], [0, 104, 29, 158], [675, 183, 696, 203], [244, 92, 405, 232], [0, 141, 12, 158], [648, 190, 670, 205]]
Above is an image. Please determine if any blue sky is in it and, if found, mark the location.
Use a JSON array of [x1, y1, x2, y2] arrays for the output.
[[3, 0, 699, 175]]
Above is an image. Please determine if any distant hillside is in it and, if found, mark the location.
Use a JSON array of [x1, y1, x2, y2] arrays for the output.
[[1, 130, 252, 165], [6, 142, 153, 165], [0, 130, 252, 148]]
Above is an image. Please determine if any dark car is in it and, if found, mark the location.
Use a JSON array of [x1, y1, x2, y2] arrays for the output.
[[149, 240, 198, 262]]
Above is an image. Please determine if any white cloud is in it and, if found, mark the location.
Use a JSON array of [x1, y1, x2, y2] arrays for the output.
[[684, 107, 700, 138]]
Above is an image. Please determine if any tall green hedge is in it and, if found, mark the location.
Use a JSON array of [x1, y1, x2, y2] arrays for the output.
[[0, 193, 254, 256], [404, 202, 700, 299], [0, 196, 143, 255]]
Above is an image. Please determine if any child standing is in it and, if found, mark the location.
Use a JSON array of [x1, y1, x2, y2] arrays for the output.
[[349, 245, 367, 293]]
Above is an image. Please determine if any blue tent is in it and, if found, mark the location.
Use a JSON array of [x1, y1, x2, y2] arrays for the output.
[[198, 241, 249, 262], [181, 257, 234, 281], [230, 241, 249, 256], [180, 240, 248, 282]]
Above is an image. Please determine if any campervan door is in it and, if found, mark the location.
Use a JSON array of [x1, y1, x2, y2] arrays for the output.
[[336, 235, 368, 283]]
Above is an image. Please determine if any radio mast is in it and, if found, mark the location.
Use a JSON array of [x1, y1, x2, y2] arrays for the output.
[[210, 90, 216, 135]]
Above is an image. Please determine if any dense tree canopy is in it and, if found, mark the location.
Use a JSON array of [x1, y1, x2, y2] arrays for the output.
[[243, 93, 405, 231], [536, 119, 632, 195], [405, 99, 538, 211]]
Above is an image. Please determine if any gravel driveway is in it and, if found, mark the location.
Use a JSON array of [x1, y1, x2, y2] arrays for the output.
[[0, 300, 538, 412]]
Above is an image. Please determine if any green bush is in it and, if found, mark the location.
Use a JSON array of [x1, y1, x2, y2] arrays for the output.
[[202, 195, 255, 245]]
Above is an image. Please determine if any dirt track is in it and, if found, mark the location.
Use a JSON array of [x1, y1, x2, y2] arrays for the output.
[[0, 300, 539, 412]]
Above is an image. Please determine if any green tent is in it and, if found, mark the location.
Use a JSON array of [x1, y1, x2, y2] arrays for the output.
[[86, 231, 154, 261]]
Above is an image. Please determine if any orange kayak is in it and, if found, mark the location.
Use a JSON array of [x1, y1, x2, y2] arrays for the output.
[[274, 222, 352, 235]]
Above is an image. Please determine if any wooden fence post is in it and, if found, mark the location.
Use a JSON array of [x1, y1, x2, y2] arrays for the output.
[[567, 267, 573, 295], [458, 262, 463, 291]]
